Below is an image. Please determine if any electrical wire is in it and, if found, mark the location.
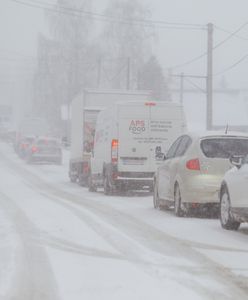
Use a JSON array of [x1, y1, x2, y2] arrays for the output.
[[167, 22, 248, 70], [214, 25, 248, 42], [184, 77, 206, 94], [214, 54, 248, 76], [8, 0, 248, 75], [9, 0, 205, 30], [213, 22, 248, 50]]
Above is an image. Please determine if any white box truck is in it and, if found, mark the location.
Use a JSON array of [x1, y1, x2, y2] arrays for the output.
[[89, 101, 186, 193], [69, 89, 151, 185]]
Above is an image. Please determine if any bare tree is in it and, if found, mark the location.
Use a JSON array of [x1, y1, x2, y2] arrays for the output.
[[100, 0, 154, 89], [34, 0, 96, 133]]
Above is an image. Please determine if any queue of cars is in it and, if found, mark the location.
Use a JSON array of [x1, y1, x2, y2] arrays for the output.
[[15, 135, 62, 165], [153, 131, 248, 230]]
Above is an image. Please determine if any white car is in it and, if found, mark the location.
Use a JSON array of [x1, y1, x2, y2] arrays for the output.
[[220, 155, 248, 230], [153, 131, 248, 217]]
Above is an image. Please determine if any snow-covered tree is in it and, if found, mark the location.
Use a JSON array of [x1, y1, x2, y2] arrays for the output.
[[138, 56, 170, 101]]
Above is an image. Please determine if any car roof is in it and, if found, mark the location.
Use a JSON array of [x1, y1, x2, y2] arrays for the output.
[[184, 130, 248, 140]]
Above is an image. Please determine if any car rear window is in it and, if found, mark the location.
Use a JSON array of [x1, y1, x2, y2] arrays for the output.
[[200, 138, 248, 158], [37, 140, 58, 147]]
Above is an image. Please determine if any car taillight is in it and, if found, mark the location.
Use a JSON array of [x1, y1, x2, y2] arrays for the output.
[[186, 158, 200, 171], [145, 102, 156, 106], [83, 162, 89, 173], [31, 146, 38, 153], [111, 139, 118, 164]]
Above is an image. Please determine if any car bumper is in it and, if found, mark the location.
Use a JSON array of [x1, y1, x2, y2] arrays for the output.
[[181, 175, 221, 204], [115, 177, 153, 190]]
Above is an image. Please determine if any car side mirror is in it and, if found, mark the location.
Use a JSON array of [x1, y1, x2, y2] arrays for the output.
[[229, 155, 243, 169]]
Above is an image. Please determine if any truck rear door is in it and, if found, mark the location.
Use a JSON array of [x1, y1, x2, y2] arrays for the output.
[[117, 103, 151, 172], [117, 102, 185, 173]]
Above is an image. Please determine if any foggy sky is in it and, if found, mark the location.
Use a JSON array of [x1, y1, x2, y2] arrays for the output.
[[1, 0, 248, 88]]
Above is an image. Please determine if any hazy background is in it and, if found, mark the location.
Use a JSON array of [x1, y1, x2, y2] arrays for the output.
[[1, 0, 248, 130]]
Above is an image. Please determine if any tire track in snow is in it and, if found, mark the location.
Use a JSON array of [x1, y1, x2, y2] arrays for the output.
[[1, 148, 248, 299], [0, 191, 60, 300]]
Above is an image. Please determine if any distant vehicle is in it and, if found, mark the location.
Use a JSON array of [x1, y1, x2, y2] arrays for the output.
[[220, 154, 248, 230], [153, 131, 248, 216], [17, 135, 35, 159], [69, 89, 152, 186], [25, 137, 62, 165], [89, 101, 186, 194], [14, 117, 49, 153]]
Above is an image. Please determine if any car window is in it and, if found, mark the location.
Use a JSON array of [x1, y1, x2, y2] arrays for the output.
[[200, 138, 248, 158], [166, 136, 183, 159], [175, 135, 192, 157], [37, 140, 58, 147]]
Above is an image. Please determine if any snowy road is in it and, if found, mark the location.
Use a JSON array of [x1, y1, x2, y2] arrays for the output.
[[0, 142, 248, 299]]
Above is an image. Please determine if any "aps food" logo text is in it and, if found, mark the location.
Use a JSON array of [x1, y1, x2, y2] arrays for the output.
[[129, 120, 146, 134]]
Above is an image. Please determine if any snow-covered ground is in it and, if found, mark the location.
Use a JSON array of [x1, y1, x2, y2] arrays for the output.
[[0, 142, 248, 299]]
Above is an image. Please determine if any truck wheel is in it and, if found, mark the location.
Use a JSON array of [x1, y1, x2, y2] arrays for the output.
[[103, 176, 112, 195], [78, 175, 87, 187], [88, 175, 97, 192]]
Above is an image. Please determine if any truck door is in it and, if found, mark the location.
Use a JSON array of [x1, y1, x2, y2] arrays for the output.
[[117, 103, 151, 173]]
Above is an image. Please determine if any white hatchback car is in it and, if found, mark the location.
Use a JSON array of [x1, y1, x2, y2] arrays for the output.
[[153, 131, 248, 216], [220, 154, 248, 230]]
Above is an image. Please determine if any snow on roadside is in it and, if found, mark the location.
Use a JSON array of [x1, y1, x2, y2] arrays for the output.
[[0, 203, 21, 297], [0, 143, 205, 300], [1, 141, 248, 299]]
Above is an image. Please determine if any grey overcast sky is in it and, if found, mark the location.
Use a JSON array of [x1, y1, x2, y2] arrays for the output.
[[1, 0, 248, 87]]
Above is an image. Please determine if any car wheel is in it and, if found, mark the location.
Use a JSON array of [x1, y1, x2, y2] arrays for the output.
[[103, 176, 112, 195], [88, 175, 97, 192], [153, 180, 160, 209], [220, 187, 240, 230], [174, 183, 183, 217]]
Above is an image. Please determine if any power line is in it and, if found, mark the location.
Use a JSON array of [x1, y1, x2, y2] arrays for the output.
[[9, 0, 205, 30], [213, 22, 248, 50], [167, 22, 248, 70], [214, 54, 248, 76], [214, 25, 248, 42], [184, 77, 206, 94]]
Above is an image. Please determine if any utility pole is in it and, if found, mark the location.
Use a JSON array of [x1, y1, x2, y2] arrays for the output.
[[171, 73, 206, 104], [97, 58, 102, 88], [126, 57, 131, 90], [206, 23, 213, 130], [180, 72, 184, 104]]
